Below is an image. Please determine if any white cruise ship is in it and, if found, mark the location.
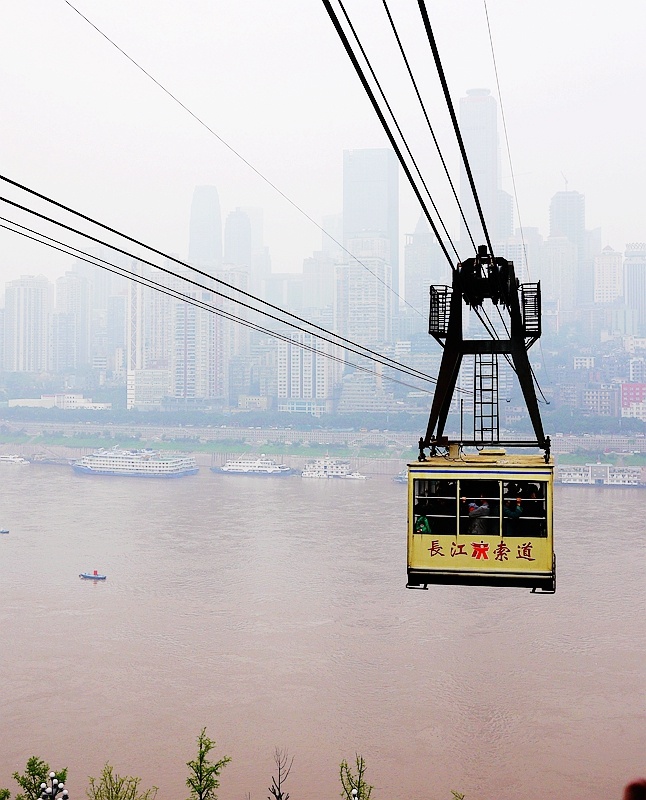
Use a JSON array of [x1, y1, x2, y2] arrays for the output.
[[301, 458, 367, 479], [0, 454, 29, 465], [557, 462, 645, 486], [72, 448, 198, 478], [211, 456, 293, 476]]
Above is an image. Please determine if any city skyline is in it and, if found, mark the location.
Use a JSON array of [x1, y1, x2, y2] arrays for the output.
[[2, 1, 645, 286]]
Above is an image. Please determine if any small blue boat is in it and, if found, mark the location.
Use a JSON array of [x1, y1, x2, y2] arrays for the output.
[[79, 571, 107, 580]]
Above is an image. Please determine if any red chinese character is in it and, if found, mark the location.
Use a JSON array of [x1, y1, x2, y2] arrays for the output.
[[471, 540, 489, 560], [516, 541, 536, 561], [494, 540, 511, 562], [428, 540, 445, 557], [450, 542, 468, 557]]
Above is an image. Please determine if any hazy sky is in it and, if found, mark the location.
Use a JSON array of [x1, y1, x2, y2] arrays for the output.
[[2, 0, 645, 285]]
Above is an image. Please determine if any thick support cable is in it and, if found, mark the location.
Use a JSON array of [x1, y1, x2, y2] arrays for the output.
[[0, 175, 433, 385], [417, 0, 496, 258], [380, 0, 476, 253], [337, 0, 459, 261], [322, 0, 456, 271], [0, 218, 439, 395]]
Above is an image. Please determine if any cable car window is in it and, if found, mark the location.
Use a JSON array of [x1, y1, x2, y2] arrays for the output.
[[506, 480, 548, 538], [413, 479, 458, 535], [413, 476, 549, 539]]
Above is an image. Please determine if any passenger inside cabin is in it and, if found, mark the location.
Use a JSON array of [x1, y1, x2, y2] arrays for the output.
[[502, 498, 523, 535], [516, 481, 547, 537], [461, 497, 490, 535]]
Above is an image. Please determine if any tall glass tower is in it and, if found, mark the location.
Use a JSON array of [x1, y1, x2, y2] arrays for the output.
[[188, 185, 222, 273], [342, 149, 399, 295], [459, 88, 513, 253], [549, 190, 588, 304]]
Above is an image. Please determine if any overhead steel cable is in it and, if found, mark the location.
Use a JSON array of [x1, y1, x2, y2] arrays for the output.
[[0, 195, 462, 392], [379, 0, 476, 253], [62, 0, 417, 317], [416, 0, 496, 259], [0, 174, 437, 386], [334, 0, 459, 262], [0, 196, 437, 389], [482, 0, 526, 274], [321, 0, 456, 271], [482, 0, 551, 398], [0, 217, 441, 396]]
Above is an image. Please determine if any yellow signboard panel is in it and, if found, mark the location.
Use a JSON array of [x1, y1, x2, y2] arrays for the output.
[[406, 452, 555, 590]]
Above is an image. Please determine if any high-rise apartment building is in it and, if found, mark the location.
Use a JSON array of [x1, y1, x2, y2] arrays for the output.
[[171, 291, 220, 402], [594, 246, 623, 304], [3, 275, 53, 372], [404, 214, 447, 317], [224, 208, 252, 268], [221, 206, 271, 297], [459, 89, 513, 251], [549, 191, 585, 248], [276, 332, 335, 415], [542, 236, 577, 311], [51, 312, 77, 373], [343, 149, 399, 296], [335, 235, 392, 348], [56, 271, 91, 368], [548, 190, 597, 305], [125, 264, 173, 409], [624, 243, 646, 335], [188, 185, 223, 272]]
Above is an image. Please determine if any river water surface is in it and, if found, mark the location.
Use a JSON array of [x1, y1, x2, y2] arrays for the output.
[[0, 466, 643, 799]]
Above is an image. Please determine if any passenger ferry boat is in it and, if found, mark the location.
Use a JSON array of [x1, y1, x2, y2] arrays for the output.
[[0, 454, 29, 465], [556, 462, 646, 486], [301, 458, 367, 479], [211, 456, 293, 476], [72, 447, 198, 478], [393, 469, 408, 484]]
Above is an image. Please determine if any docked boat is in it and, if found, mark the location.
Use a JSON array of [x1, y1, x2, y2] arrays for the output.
[[211, 456, 294, 476], [393, 469, 408, 484], [556, 462, 646, 487], [301, 458, 367, 479], [0, 455, 29, 465], [72, 447, 198, 478], [79, 571, 107, 580]]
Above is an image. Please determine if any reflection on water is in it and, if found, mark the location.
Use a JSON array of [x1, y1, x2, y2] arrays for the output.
[[0, 468, 643, 800]]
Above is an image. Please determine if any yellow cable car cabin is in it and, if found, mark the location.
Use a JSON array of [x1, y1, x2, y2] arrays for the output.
[[410, 248, 556, 592], [407, 449, 555, 591]]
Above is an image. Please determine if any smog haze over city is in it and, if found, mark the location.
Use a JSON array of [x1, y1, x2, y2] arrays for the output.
[[2, 0, 645, 284], [1, 5, 646, 800]]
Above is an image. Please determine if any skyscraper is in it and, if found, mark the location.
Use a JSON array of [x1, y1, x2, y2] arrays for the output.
[[624, 243, 646, 335], [56, 271, 91, 368], [594, 246, 623, 304], [3, 275, 53, 372], [335, 235, 392, 348], [549, 191, 585, 252], [404, 214, 447, 317], [342, 149, 399, 295], [224, 208, 252, 268], [459, 88, 513, 251], [188, 185, 222, 272], [549, 190, 594, 305], [276, 332, 335, 415], [542, 236, 577, 312]]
